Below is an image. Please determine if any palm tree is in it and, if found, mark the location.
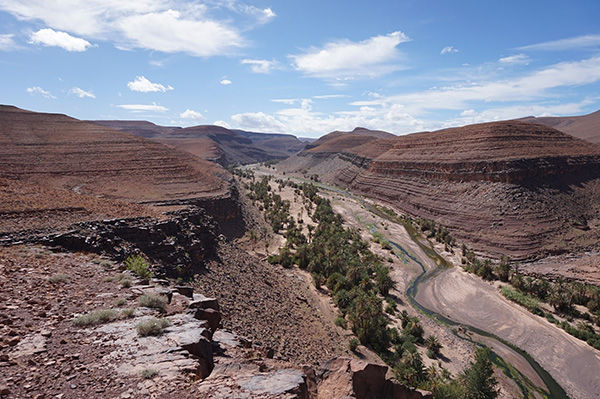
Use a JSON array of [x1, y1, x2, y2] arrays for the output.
[[426, 335, 443, 357]]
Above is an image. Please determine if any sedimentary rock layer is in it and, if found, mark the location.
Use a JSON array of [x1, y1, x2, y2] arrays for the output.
[[282, 121, 600, 259]]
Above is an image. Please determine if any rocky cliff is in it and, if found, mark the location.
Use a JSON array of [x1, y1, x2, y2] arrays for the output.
[[281, 121, 600, 259]]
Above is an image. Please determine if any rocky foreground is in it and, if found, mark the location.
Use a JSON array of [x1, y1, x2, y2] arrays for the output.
[[0, 244, 431, 399]]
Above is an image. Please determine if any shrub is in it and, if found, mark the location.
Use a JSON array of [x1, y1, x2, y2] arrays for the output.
[[73, 309, 119, 326], [113, 298, 128, 307], [141, 369, 159, 379], [385, 301, 397, 315], [348, 338, 359, 352], [104, 273, 133, 288], [125, 254, 153, 280], [121, 308, 135, 318], [48, 273, 70, 284], [500, 286, 540, 312], [334, 315, 347, 329], [136, 317, 171, 337], [138, 293, 167, 311]]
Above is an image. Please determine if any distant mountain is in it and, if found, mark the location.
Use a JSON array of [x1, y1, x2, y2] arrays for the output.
[[92, 120, 306, 166], [0, 105, 229, 232], [518, 109, 600, 145], [281, 122, 600, 259]]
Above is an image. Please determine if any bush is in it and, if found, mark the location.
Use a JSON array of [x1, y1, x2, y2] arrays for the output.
[[48, 273, 70, 284], [104, 273, 133, 288], [73, 309, 119, 326], [138, 293, 167, 311], [334, 315, 347, 329], [500, 286, 540, 312], [125, 254, 153, 280], [141, 369, 159, 379], [136, 317, 171, 336], [113, 298, 128, 307], [349, 337, 359, 352]]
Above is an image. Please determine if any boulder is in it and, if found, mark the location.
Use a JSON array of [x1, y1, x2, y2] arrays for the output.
[[318, 357, 432, 399], [192, 307, 222, 335]]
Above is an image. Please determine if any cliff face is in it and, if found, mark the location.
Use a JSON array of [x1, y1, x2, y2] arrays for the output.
[[281, 122, 600, 259]]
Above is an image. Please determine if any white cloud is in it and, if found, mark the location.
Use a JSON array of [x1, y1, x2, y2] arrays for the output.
[[220, 79, 232, 85], [241, 58, 279, 73], [355, 56, 600, 115], [518, 34, 600, 51], [290, 31, 410, 78], [127, 76, 173, 92], [29, 28, 93, 51], [119, 9, 245, 57], [440, 46, 458, 55], [0, 1, 254, 57], [313, 94, 348, 100], [69, 87, 95, 98], [180, 109, 204, 120], [117, 103, 168, 112], [0, 33, 18, 51], [26, 86, 56, 99], [499, 54, 529, 65], [231, 111, 285, 132]]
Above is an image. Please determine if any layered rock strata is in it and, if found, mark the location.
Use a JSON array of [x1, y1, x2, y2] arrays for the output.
[[282, 121, 600, 258]]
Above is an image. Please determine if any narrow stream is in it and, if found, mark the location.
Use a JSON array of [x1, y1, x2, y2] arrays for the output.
[[337, 192, 567, 398], [251, 169, 569, 398], [386, 219, 568, 399]]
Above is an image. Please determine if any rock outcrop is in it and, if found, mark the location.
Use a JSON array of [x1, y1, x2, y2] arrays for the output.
[[35, 207, 218, 277], [281, 121, 600, 259]]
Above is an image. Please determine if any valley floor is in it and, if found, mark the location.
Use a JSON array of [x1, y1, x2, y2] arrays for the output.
[[248, 164, 600, 399]]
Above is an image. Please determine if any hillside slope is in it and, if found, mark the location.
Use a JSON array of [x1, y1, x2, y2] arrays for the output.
[[0, 105, 229, 233], [281, 122, 600, 259], [94, 120, 306, 166], [519, 109, 600, 145]]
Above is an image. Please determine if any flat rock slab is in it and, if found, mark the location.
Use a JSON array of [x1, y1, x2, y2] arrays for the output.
[[94, 312, 211, 380]]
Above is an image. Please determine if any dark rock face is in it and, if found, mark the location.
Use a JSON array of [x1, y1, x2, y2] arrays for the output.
[[40, 207, 218, 277]]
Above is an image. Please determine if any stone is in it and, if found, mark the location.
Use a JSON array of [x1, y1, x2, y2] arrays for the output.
[[174, 285, 194, 298], [239, 369, 308, 397], [0, 386, 10, 397], [192, 308, 222, 334], [189, 294, 220, 311], [318, 357, 432, 399]]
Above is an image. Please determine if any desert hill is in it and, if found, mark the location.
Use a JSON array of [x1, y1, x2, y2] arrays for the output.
[[519, 109, 600, 145], [93, 120, 306, 166], [281, 121, 600, 259], [0, 105, 229, 234]]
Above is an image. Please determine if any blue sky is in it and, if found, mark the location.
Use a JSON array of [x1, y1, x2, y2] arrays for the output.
[[1, 0, 600, 138]]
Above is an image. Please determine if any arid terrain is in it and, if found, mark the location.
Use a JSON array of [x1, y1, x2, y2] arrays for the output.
[[94, 120, 308, 166], [2, 105, 600, 398], [281, 121, 600, 261]]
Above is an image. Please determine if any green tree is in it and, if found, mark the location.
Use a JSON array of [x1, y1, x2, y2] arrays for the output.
[[460, 347, 499, 399]]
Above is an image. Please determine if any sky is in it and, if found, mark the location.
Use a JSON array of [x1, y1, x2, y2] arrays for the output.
[[1, 0, 600, 138]]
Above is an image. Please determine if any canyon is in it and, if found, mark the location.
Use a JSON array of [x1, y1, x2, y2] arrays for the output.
[[2, 104, 600, 398]]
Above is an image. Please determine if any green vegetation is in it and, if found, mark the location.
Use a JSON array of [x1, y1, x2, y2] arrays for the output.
[[113, 298, 128, 307], [136, 317, 171, 337], [500, 286, 540, 312], [137, 293, 168, 311], [48, 273, 70, 284], [141, 369, 159, 379], [246, 177, 501, 397], [460, 347, 499, 399], [73, 309, 120, 326], [125, 254, 153, 280], [459, 240, 600, 351], [104, 272, 134, 288]]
